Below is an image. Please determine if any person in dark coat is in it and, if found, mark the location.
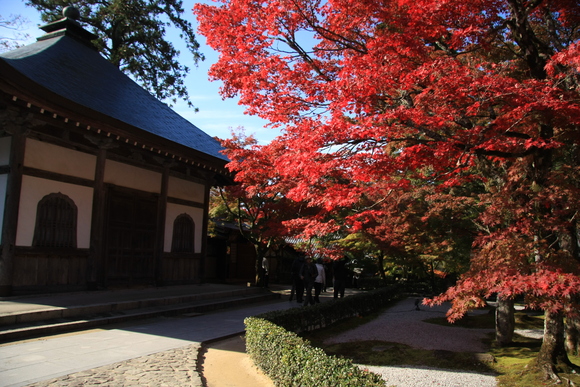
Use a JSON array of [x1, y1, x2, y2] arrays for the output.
[[300, 256, 318, 306], [333, 257, 348, 299], [290, 255, 305, 303], [323, 260, 332, 292], [261, 256, 269, 288], [314, 258, 326, 303]]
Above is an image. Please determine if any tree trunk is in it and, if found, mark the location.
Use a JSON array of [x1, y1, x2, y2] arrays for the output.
[[253, 244, 268, 287], [561, 224, 580, 355], [565, 314, 580, 356], [495, 297, 515, 346], [428, 260, 436, 294], [535, 310, 577, 382], [254, 256, 261, 286], [377, 253, 387, 281]]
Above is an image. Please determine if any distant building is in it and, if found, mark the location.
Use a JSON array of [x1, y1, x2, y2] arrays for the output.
[[206, 221, 257, 284], [0, 10, 231, 295]]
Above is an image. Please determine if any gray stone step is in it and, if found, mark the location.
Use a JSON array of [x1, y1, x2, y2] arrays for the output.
[[0, 287, 279, 343]]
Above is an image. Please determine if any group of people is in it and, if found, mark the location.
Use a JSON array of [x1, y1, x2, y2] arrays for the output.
[[289, 255, 349, 306]]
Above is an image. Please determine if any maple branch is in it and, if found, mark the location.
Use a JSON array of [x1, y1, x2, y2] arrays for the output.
[[392, 116, 452, 142], [312, 27, 368, 55], [278, 32, 333, 82], [473, 221, 492, 235], [218, 186, 237, 218], [473, 146, 539, 158], [362, 190, 394, 211], [433, 38, 459, 57], [503, 131, 531, 139], [287, 0, 368, 55]]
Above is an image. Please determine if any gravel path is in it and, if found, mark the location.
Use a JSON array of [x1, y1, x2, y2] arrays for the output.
[[364, 365, 497, 387], [325, 297, 498, 387]]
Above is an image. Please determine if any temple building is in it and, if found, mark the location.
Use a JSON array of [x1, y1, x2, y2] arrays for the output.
[[0, 9, 231, 295]]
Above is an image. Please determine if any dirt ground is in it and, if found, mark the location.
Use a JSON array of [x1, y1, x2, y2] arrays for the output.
[[201, 335, 275, 387]]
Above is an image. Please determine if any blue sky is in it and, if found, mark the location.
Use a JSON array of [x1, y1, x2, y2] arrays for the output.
[[0, 0, 277, 144]]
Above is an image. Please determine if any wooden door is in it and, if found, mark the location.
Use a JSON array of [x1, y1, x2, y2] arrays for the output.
[[105, 189, 158, 286]]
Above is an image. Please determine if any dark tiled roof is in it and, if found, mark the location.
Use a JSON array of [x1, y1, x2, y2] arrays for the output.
[[0, 31, 228, 162]]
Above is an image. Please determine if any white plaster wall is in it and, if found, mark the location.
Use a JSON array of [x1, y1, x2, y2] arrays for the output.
[[0, 136, 11, 165], [168, 176, 205, 204], [16, 176, 93, 248], [164, 203, 204, 253], [24, 139, 96, 180], [105, 159, 161, 193]]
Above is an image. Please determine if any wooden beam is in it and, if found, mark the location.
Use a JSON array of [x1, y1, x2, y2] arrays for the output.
[[0, 130, 26, 296]]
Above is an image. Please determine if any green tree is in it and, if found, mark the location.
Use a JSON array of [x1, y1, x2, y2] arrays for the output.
[[27, 0, 203, 107]]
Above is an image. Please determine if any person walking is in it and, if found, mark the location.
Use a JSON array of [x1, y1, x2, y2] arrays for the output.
[[290, 255, 305, 303], [314, 258, 326, 303], [323, 260, 332, 292], [300, 256, 318, 306], [333, 257, 348, 299], [261, 256, 269, 288]]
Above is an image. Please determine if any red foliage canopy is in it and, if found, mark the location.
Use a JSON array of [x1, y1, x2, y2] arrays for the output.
[[196, 0, 580, 316]]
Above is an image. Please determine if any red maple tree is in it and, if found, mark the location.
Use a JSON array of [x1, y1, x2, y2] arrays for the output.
[[195, 0, 580, 379], [213, 131, 310, 286]]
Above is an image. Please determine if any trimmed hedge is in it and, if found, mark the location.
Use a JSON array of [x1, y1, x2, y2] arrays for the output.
[[245, 317, 386, 387], [244, 285, 403, 386], [256, 285, 402, 333]]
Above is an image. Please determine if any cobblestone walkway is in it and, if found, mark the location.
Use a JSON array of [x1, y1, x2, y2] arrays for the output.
[[27, 344, 203, 387]]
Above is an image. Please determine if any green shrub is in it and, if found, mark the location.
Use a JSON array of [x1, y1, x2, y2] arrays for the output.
[[243, 285, 404, 386], [258, 285, 402, 333], [356, 276, 390, 290], [245, 317, 386, 387]]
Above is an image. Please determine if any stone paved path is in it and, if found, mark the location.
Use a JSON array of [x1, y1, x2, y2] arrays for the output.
[[27, 344, 203, 387]]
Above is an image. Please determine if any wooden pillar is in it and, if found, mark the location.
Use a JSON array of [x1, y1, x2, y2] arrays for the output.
[[0, 130, 26, 296], [154, 164, 169, 286], [199, 179, 213, 282], [87, 142, 112, 290]]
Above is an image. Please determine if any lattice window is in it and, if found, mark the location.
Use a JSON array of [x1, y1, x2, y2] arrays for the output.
[[171, 213, 195, 253], [33, 193, 77, 248]]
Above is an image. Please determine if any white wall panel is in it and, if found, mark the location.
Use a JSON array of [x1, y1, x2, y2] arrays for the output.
[[104, 159, 161, 193], [24, 139, 96, 180], [168, 176, 205, 204]]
